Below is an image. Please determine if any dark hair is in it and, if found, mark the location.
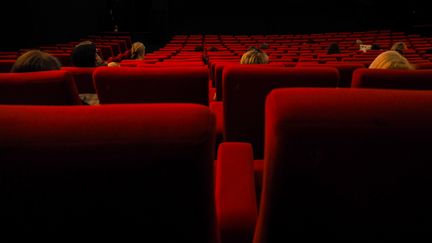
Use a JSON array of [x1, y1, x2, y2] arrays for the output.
[[260, 43, 269, 49], [71, 41, 98, 67], [371, 44, 381, 50], [194, 46, 204, 52], [327, 42, 340, 54], [11, 50, 61, 73], [208, 46, 218, 52]]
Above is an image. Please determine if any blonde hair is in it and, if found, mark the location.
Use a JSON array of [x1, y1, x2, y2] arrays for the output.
[[240, 49, 269, 64], [369, 51, 414, 70], [131, 42, 145, 60], [108, 62, 120, 67]]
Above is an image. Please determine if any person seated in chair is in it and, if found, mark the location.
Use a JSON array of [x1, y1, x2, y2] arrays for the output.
[[240, 48, 269, 64], [369, 50, 413, 70], [11, 50, 61, 72]]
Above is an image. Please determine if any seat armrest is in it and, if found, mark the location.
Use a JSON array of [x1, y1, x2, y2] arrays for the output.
[[215, 142, 257, 243]]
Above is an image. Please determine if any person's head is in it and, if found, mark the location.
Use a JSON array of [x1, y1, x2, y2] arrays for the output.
[[108, 62, 120, 67], [391, 42, 408, 54], [194, 45, 204, 52], [260, 43, 269, 49], [371, 44, 381, 50], [240, 48, 269, 64], [11, 50, 61, 73], [369, 50, 414, 70], [130, 42, 145, 60], [71, 41, 99, 67], [356, 39, 363, 45], [208, 46, 218, 52], [327, 42, 340, 54]]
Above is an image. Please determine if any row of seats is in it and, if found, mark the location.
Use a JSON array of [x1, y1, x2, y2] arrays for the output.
[[1, 88, 432, 241], [3, 66, 432, 158]]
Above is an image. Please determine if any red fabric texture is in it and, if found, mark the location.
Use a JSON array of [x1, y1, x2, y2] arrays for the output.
[[0, 104, 217, 242], [0, 60, 16, 72], [94, 66, 209, 105], [296, 62, 365, 87], [352, 68, 432, 89], [223, 66, 339, 158], [215, 63, 285, 101], [62, 67, 97, 93], [210, 101, 223, 136], [255, 88, 432, 242], [216, 142, 257, 243], [414, 63, 432, 70], [0, 70, 81, 105]]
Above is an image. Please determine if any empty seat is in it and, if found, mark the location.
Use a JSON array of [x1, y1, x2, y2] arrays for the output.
[[0, 104, 217, 242], [222, 66, 339, 158], [214, 63, 285, 101], [296, 62, 365, 87], [0, 70, 81, 105], [51, 53, 72, 66], [256, 88, 432, 242], [352, 68, 432, 89], [0, 60, 16, 72], [94, 66, 209, 105]]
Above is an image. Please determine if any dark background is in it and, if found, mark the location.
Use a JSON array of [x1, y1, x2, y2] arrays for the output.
[[1, 0, 431, 51]]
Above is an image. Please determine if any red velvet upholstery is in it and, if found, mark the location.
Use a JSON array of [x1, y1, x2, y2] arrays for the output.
[[216, 142, 257, 243], [62, 67, 97, 93], [223, 66, 339, 158], [0, 70, 81, 105], [0, 60, 16, 72], [352, 68, 432, 89], [51, 53, 72, 66], [215, 63, 285, 101], [296, 62, 365, 87], [256, 88, 432, 242], [414, 63, 432, 70], [210, 101, 224, 136], [94, 66, 209, 105], [0, 104, 217, 242]]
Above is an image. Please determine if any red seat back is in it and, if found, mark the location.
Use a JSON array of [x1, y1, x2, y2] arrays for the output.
[[0, 71, 81, 105], [352, 68, 432, 89], [256, 88, 432, 242], [94, 67, 209, 105], [296, 62, 365, 87], [0, 60, 16, 72], [0, 104, 216, 242], [62, 67, 97, 93], [223, 66, 339, 158]]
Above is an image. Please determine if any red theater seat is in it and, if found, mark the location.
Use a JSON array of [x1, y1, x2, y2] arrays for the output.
[[216, 142, 257, 243], [255, 88, 432, 242], [0, 60, 16, 72], [51, 53, 72, 66], [0, 104, 217, 242], [296, 62, 365, 87], [94, 66, 209, 105], [414, 63, 432, 70], [222, 66, 339, 158], [0, 71, 81, 105], [352, 68, 432, 89], [62, 67, 97, 93], [214, 63, 285, 101]]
